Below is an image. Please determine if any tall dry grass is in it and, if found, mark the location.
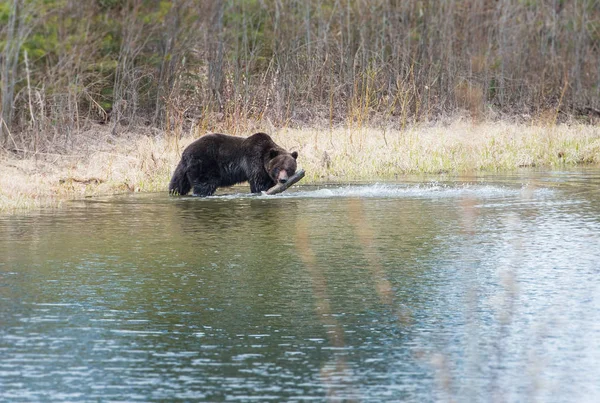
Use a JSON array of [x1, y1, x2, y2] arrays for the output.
[[283, 121, 600, 180], [2, 121, 600, 213]]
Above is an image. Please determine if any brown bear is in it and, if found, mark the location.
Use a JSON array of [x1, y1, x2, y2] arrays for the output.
[[169, 132, 298, 196]]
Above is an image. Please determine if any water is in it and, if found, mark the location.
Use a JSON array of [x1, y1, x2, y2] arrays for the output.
[[1, 170, 599, 402]]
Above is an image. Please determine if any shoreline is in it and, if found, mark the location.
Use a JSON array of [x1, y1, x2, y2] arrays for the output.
[[2, 120, 600, 214]]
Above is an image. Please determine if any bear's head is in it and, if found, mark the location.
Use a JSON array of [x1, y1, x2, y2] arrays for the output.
[[266, 149, 298, 184]]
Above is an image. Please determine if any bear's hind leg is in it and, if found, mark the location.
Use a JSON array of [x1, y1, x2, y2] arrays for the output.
[[192, 182, 218, 197], [185, 158, 219, 197]]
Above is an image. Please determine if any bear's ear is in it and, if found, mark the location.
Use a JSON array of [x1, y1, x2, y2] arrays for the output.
[[269, 149, 279, 160], [291, 151, 298, 160]]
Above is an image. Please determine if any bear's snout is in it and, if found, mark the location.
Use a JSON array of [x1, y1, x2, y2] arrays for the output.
[[277, 170, 289, 184]]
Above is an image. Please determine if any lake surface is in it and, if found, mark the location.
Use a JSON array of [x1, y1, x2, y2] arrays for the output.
[[1, 170, 599, 402]]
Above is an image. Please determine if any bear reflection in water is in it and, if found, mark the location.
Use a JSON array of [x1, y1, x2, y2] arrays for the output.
[[169, 132, 298, 197]]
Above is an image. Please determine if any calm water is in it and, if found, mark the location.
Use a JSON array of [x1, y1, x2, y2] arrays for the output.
[[1, 170, 599, 402]]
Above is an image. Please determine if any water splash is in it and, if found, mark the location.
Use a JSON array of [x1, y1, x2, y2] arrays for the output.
[[261, 183, 553, 199]]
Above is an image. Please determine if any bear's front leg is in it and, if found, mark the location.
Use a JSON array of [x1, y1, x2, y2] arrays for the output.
[[249, 177, 274, 194]]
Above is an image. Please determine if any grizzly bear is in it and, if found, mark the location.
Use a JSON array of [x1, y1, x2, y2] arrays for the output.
[[169, 132, 298, 196]]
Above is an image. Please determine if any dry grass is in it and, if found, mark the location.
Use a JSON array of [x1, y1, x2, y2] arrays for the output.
[[0, 128, 181, 214], [2, 120, 600, 213], [283, 120, 600, 181]]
